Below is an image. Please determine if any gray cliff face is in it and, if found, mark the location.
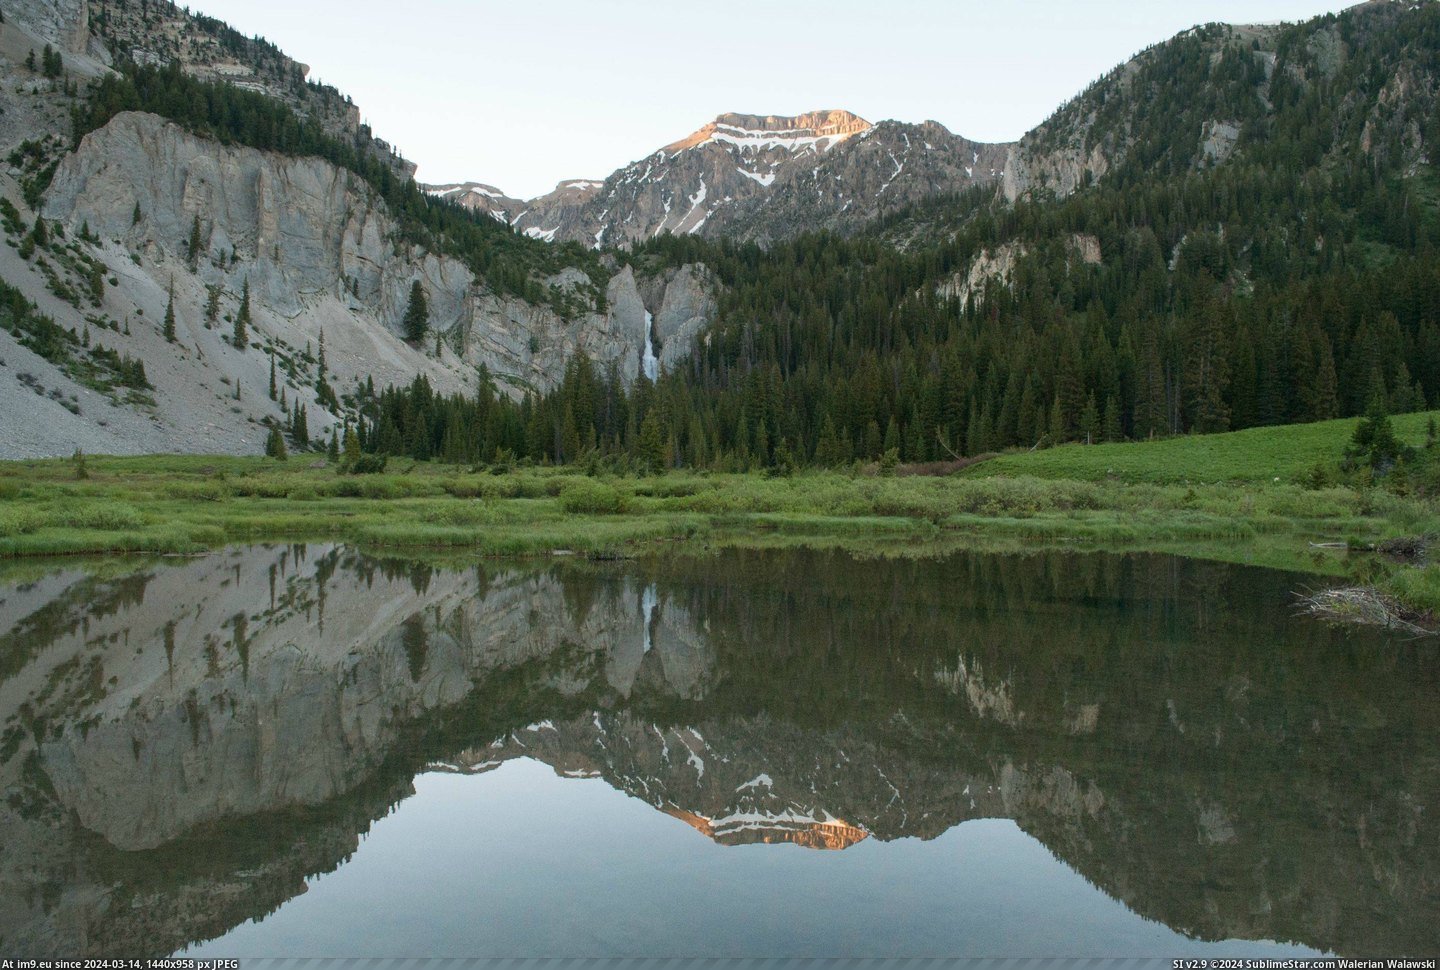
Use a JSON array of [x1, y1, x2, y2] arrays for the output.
[[428, 110, 1013, 247], [3, 0, 99, 58], [636, 263, 719, 371], [0, 109, 713, 457]]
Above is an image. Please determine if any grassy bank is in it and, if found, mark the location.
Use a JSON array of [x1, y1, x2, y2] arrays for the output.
[[1, 413, 1437, 617]]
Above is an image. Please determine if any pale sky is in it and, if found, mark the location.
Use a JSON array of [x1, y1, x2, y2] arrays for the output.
[[189, 0, 1354, 199]]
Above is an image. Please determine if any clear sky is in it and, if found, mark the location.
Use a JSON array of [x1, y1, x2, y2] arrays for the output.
[[188, 0, 1354, 199]]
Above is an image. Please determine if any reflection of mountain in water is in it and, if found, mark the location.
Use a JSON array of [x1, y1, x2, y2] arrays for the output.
[[0, 546, 1436, 956]]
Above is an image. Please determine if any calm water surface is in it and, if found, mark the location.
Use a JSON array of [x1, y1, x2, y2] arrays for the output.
[[0, 546, 1434, 956]]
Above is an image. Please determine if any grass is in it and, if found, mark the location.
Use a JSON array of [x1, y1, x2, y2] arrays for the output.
[[1, 412, 1438, 619], [969, 411, 1440, 485]]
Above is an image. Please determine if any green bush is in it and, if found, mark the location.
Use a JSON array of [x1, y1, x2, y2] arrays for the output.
[[345, 455, 388, 475], [560, 481, 626, 515], [358, 478, 405, 500]]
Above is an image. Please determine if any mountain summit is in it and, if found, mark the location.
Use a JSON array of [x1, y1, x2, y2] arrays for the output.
[[664, 109, 874, 153], [428, 109, 1009, 246]]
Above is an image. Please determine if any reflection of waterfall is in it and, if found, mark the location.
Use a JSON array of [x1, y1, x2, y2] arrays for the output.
[[642, 310, 659, 381], [641, 584, 658, 653]]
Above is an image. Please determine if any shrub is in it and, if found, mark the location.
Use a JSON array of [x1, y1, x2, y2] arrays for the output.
[[345, 455, 388, 475], [559, 481, 625, 515]]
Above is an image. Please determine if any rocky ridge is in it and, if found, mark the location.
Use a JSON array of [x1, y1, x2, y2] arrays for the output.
[[429, 109, 1012, 247]]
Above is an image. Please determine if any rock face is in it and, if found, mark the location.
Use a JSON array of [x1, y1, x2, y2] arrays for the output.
[[427, 110, 1012, 246], [2, 0, 100, 59], [0, 109, 714, 458], [636, 262, 720, 371], [936, 234, 1101, 305], [41, 110, 657, 385], [936, 242, 1027, 305]]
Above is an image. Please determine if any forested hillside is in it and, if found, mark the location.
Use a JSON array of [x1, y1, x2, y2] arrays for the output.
[[343, 1, 1440, 470]]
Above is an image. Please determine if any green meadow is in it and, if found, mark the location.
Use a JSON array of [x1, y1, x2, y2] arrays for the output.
[[1, 411, 1437, 618]]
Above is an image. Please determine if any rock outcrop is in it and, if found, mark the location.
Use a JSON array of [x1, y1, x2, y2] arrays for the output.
[[3, 0, 101, 59]]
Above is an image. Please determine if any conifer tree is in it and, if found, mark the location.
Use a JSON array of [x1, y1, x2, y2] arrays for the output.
[[186, 215, 202, 268], [1102, 395, 1123, 443], [344, 423, 361, 465], [234, 279, 250, 349], [290, 404, 309, 448], [163, 284, 176, 343], [638, 407, 665, 473], [403, 281, 428, 342], [264, 425, 288, 460], [268, 350, 277, 400], [1079, 393, 1100, 445], [1345, 393, 1404, 473]]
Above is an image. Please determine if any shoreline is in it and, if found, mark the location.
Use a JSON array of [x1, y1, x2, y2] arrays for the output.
[[1, 452, 1435, 629]]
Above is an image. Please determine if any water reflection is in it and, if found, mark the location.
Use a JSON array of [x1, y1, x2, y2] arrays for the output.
[[0, 546, 1435, 956]]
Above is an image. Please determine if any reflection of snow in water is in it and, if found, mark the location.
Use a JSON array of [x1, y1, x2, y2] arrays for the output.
[[641, 584, 658, 654], [642, 310, 659, 381]]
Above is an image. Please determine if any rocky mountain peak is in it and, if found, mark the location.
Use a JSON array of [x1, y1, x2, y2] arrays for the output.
[[666, 108, 872, 153]]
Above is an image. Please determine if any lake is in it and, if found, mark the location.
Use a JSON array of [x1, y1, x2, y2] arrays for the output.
[[0, 545, 1435, 957]]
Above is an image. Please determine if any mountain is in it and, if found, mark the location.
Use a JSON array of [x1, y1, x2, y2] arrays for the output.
[[4, 0, 1440, 465], [426, 109, 1011, 246], [0, 0, 717, 458], [423, 181, 528, 224], [514, 0, 1440, 472]]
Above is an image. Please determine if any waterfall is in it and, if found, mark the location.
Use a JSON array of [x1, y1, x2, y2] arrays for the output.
[[641, 584, 658, 654], [642, 310, 659, 381]]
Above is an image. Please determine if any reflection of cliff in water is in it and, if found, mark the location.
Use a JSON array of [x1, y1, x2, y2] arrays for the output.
[[0, 546, 1436, 956]]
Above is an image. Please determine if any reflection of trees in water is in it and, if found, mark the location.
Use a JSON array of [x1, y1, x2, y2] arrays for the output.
[[0, 547, 1435, 957], [401, 614, 428, 682], [636, 549, 1439, 955]]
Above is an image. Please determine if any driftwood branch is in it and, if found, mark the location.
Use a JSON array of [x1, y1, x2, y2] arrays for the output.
[[1297, 586, 1434, 637]]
